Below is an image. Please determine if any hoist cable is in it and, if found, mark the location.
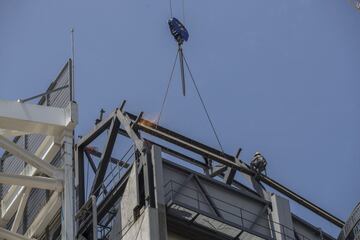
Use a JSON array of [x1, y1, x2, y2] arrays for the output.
[[169, 0, 173, 18], [182, 0, 186, 24], [183, 54, 225, 153], [157, 49, 179, 125]]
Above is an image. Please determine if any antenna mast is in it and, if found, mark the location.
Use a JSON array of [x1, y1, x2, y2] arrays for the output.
[[70, 28, 75, 101]]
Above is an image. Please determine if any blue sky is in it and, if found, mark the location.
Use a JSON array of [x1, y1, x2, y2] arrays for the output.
[[1, 0, 359, 236]]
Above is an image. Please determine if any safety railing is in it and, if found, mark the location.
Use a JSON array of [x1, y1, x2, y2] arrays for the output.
[[96, 145, 135, 202], [164, 180, 312, 240], [78, 144, 135, 239]]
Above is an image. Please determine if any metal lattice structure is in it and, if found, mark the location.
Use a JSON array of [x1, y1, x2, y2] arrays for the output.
[[0, 59, 77, 240], [75, 103, 345, 240], [0, 58, 353, 240]]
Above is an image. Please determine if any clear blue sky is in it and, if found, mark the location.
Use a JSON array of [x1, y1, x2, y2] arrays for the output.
[[1, 0, 359, 237]]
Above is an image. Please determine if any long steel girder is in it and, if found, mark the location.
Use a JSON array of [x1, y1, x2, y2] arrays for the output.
[[124, 112, 345, 228], [76, 107, 344, 229]]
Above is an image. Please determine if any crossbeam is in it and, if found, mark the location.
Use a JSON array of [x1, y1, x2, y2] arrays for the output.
[[0, 227, 35, 240], [85, 147, 130, 167], [0, 100, 76, 136], [0, 173, 63, 191]]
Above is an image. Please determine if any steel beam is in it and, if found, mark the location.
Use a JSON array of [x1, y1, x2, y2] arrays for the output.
[[0, 100, 76, 136], [61, 131, 76, 240], [1, 136, 60, 221], [25, 192, 61, 238], [117, 129, 208, 170], [90, 117, 120, 196], [223, 149, 242, 185], [0, 227, 35, 240], [77, 112, 114, 148], [85, 147, 129, 167], [210, 165, 227, 177], [0, 135, 63, 179], [11, 188, 31, 233], [237, 204, 269, 238], [193, 175, 222, 218], [142, 145, 156, 208], [85, 148, 129, 168], [0, 173, 63, 191], [84, 151, 97, 173], [76, 144, 86, 211], [260, 175, 344, 228], [91, 195, 97, 240], [126, 113, 344, 228], [116, 109, 144, 152]]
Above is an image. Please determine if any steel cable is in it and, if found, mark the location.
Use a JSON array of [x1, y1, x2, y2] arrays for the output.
[[183, 54, 225, 153], [157, 49, 179, 125]]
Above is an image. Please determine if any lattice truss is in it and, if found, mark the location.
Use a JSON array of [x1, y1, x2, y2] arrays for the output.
[[0, 60, 77, 240]]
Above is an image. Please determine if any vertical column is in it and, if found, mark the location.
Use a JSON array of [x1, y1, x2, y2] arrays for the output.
[[62, 130, 75, 240], [270, 194, 295, 240], [151, 145, 168, 240]]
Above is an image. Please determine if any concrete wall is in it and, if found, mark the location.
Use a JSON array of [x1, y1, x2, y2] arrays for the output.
[[109, 159, 163, 240]]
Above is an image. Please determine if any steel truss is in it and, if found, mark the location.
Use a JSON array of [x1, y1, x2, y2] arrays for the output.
[[0, 101, 77, 239], [75, 100, 344, 240], [0, 59, 77, 240]]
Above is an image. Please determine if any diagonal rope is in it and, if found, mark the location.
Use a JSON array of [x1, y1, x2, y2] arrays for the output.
[[183, 54, 225, 153], [157, 49, 179, 125]]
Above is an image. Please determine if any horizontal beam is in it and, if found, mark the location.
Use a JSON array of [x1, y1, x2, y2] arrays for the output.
[[125, 112, 344, 228], [85, 147, 129, 167], [0, 100, 77, 136], [0, 135, 63, 179], [0, 173, 63, 191], [0, 227, 35, 240], [117, 129, 208, 169], [260, 175, 344, 228], [126, 113, 253, 174]]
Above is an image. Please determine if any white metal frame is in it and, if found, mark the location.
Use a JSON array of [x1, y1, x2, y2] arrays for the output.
[[0, 100, 77, 240]]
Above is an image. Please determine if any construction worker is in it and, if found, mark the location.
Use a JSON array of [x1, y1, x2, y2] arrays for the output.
[[250, 152, 267, 175]]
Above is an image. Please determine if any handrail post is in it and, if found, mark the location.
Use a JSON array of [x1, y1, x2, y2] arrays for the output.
[[91, 195, 97, 240]]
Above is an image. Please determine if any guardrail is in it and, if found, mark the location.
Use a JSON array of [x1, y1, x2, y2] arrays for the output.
[[164, 180, 312, 240]]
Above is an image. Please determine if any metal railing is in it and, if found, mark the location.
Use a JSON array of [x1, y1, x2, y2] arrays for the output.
[[164, 180, 312, 240], [78, 145, 135, 239]]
